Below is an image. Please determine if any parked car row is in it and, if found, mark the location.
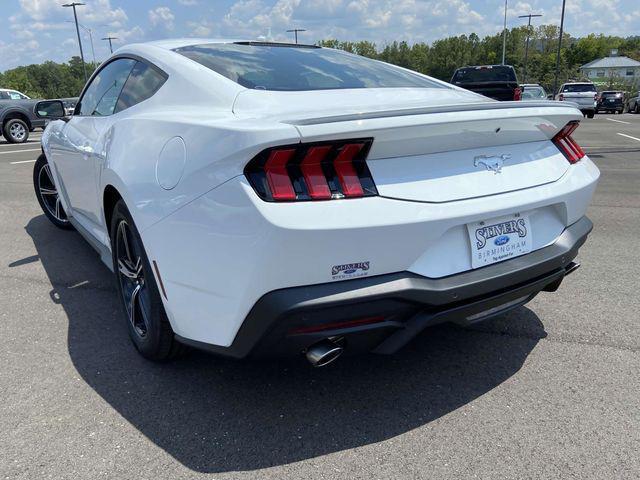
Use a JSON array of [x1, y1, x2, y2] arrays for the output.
[[448, 68, 639, 117], [0, 88, 78, 143]]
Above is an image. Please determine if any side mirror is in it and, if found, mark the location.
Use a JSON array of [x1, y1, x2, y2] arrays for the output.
[[34, 100, 66, 118]]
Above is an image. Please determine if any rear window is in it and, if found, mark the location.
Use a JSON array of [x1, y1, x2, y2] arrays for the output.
[[561, 84, 596, 93], [451, 66, 517, 83], [173, 43, 444, 91], [522, 86, 545, 99], [600, 92, 622, 98]]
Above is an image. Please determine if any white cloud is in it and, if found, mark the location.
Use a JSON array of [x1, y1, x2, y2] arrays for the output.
[[105, 26, 145, 45], [17, 0, 126, 27], [187, 19, 216, 37], [178, 0, 199, 5], [149, 6, 176, 30]]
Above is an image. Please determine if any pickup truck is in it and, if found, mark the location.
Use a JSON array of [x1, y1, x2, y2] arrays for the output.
[[556, 82, 597, 118], [450, 65, 522, 101], [0, 89, 78, 143]]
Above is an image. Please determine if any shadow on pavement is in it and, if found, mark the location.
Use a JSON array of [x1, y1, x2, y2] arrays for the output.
[[21, 214, 547, 473]]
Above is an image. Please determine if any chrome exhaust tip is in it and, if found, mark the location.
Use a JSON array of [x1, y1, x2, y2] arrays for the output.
[[305, 339, 344, 367], [564, 261, 581, 276]]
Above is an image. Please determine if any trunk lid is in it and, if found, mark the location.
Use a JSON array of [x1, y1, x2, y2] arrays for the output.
[[234, 88, 582, 203]]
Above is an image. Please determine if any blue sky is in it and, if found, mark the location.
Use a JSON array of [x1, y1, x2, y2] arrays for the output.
[[1, 0, 638, 71]]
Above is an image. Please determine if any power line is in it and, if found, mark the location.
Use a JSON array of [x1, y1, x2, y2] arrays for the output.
[[518, 13, 543, 83], [66, 20, 95, 65], [286, 29, 306, 44]]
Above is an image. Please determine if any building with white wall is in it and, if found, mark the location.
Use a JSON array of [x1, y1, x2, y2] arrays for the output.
[[579, 50, 640, 85]]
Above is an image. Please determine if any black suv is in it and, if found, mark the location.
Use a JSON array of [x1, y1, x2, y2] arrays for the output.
[[596, 91, 624, 114], [450, 65, 521, 101]]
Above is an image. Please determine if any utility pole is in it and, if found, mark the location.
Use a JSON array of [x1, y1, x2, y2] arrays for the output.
[[62, 2, 87, 82], [66, 21, 95, 65], [102, 36, 118, 54], [501, 0, 508, 65], [553, 0, 567, 97], [518, 13, 542, 83], [286, 29, 306, 44]]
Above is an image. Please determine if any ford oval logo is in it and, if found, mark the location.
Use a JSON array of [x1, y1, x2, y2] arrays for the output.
[[494, 235, 510, 246]]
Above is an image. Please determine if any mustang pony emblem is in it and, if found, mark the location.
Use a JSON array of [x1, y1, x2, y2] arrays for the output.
[[473, 154, 511, 174]]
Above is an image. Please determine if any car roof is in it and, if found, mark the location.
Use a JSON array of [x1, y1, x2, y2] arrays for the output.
[[142, 38, 290, 50]]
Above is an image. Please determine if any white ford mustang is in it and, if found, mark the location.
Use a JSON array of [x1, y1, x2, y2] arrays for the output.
[[33, 39, 599, 366]]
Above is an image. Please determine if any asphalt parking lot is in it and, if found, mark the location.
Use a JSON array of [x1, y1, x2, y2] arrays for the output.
[[1, 114, 639, 479]]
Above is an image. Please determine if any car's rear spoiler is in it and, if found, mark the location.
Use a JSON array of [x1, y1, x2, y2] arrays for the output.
[[284, 100, 563, 126]]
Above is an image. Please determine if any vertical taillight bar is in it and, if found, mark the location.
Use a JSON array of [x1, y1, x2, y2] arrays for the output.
[[264, 149, 296, 200], [300, 146, 332, 199], [334, 143, 365, 197]]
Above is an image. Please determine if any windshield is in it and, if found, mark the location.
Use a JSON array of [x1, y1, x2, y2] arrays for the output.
[[174, 43, 444, 91], [451, 66, 516, 83], [522, 86, 545, 99], [562, 84, 596, 93]]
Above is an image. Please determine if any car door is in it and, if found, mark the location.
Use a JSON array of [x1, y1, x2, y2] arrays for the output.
[[50, 58, 136, 239]]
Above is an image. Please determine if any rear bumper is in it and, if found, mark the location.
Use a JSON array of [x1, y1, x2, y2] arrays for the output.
[[176, 216, 592, 358]]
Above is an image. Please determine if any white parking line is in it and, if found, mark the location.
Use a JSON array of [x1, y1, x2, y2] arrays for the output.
[[0, 148, 41, 155], [617, 133, 640, 142], [606, 118, 631, 125], [9, 159, 37, 164]]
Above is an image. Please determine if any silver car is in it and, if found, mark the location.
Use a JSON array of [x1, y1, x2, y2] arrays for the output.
[[521, 84, 547, 101], [556, 82, 597, 118]]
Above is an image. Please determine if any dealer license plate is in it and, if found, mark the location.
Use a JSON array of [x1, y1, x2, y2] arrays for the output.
[[466, 213, 532, 269]]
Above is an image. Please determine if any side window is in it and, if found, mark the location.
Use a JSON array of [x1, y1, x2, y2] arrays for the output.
[[0, 91, 10, 100], [115, 61, 167, 113], [78, 58, 135, 116], [8, 91, 23, 100]]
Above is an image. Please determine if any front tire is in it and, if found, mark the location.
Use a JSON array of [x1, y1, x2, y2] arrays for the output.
[[110, 200, 185, 361], [587, 111, 595, 119], [3, 118, 29, 143], [33, 154, 72, 229]]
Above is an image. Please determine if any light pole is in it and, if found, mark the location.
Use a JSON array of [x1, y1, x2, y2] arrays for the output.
[[286, 29, 306, 44], [501, 0, 508, 65], [62, 2, 87, 82], [66, 21, 95, 65], [553, 0, 567, 97], [102, 36, 118, 54], [518, 13, 542, 83]]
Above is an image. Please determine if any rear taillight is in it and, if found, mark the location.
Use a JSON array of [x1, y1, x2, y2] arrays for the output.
[[244, 139, 377, 202], [514, 87, 522, 101], [552, 121, 585, 164]]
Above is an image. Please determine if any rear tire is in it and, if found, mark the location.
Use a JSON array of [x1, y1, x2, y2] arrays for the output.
[[3, 118, 29, 143], [635, 104, 640, 114], [587, 111, 594, 119], [33, 154, 72, 229], [110, 200, 186, 361]]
